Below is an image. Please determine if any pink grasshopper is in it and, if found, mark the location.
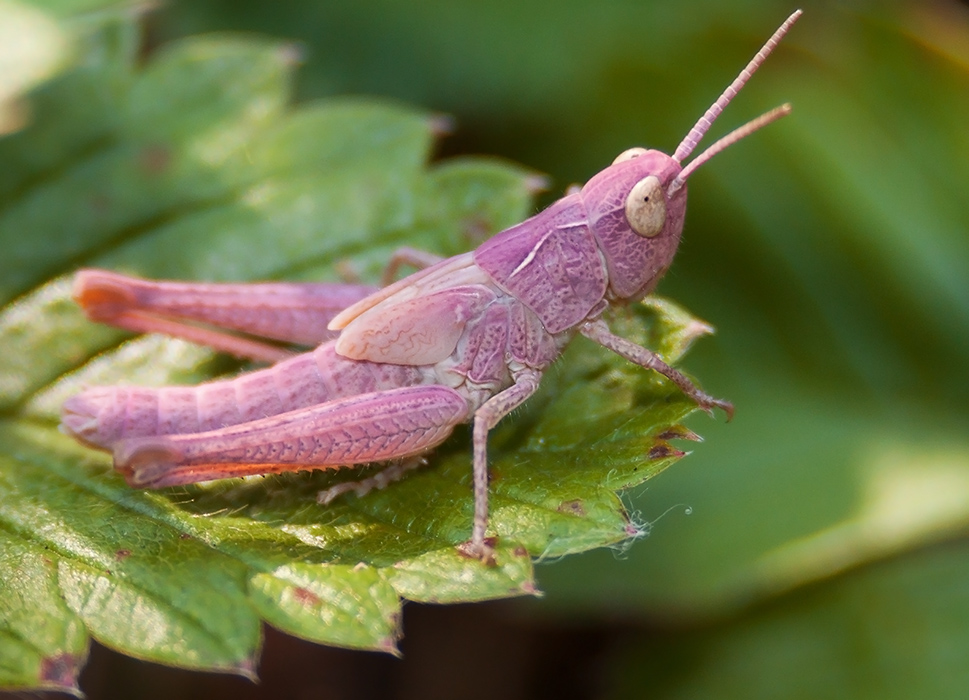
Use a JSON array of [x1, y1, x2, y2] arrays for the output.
[[62, 11, 800, 560]]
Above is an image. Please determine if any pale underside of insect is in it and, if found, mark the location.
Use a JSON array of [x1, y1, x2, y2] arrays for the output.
[[61, 11, 801, 561]]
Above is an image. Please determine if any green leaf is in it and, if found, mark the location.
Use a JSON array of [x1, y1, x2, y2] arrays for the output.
[[0, 11, 714, 691]]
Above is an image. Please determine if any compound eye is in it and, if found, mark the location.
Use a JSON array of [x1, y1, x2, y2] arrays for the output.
[[612, 147, 648, 165], [624, 175, 666, 238]]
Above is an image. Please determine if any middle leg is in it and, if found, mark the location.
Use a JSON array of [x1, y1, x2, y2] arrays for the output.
[[463, 370, 542, 560]]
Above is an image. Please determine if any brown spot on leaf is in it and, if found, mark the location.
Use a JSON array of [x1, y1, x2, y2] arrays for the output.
[[115, 549, 131, 561], [138, 144, 171, 175], [647, 443, 685, 460], [655, 426, 702, 442], [557, 499, 587, 517], [292, 586, 321, 607]]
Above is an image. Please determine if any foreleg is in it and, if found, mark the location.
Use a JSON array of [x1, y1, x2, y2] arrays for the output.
[[113, 385, 469, 489], [580, 319, 733, 419], [73, 269, 378, 362]]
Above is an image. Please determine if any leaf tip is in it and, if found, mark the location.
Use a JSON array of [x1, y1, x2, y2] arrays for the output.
[[655, 425, 703, 443], [428, 113, 455, 137], [377, 636, 402, 658], [40, 652, 83, 693], [524, 174, 551, 195], [276, 42, 305, 67], [684, 319, 715, 341], [231, 656, 260, 682]]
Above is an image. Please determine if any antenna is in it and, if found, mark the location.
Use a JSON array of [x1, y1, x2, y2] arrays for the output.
[[670, 9, 801, 171], [670, 102, 791, 192]]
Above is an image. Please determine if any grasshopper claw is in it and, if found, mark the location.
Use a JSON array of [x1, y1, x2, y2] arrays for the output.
[[697, 395, 735, 421], [457, 537, 499, 566]]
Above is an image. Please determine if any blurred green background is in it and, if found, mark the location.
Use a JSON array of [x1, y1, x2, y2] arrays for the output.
[[7, 0, 969, 697]]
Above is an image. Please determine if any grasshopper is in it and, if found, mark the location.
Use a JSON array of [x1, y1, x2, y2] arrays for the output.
[[62, 11, 800, 561]]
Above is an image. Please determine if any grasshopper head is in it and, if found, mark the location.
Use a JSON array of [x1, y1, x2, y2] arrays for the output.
[[580, 148, 688, 301], [582, 10, 800, 302]]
